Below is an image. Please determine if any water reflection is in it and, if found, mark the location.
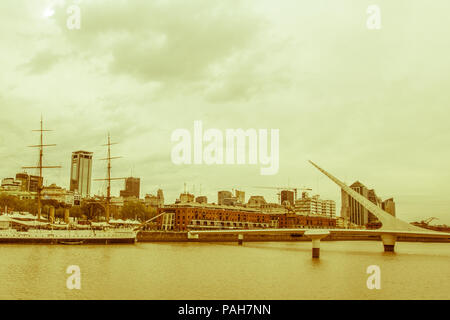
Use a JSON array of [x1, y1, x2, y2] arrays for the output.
[[0, 241, 448, 300]]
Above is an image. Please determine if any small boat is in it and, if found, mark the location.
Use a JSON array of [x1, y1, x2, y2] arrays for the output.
[[58, 240, 85, 245]]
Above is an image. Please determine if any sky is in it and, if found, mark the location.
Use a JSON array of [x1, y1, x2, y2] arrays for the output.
[[0, 0, 449, 224]]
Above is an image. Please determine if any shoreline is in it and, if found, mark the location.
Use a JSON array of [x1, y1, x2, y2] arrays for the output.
[[137, 231, 450, 243]]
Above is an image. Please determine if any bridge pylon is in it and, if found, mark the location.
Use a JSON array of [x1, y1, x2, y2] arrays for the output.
[[381, 234, 396, 252], [304, 230, 330, 258]]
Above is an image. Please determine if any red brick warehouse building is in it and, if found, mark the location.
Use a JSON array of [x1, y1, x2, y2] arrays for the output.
[[156, 203, 336, 231]]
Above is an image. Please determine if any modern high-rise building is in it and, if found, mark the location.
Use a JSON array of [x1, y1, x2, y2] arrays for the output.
[[15, 173, 30, 191], [280, 190, 295, 206], [70, 151, 93, 198], [382, 198, 396, 216], [295, 193, 335, 216], [120, 177, 141, 199], [11, 173, 42, 192], [322, 200, 336, 217], [341, 181, 395, 226], [157, 189, 164, 205]]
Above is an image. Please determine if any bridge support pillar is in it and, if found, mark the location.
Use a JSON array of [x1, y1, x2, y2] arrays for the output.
[[381, 234, 396, 252], [311, 239, 321, 258], [238, 234, 244, 245], [304, 230, 330, 258]]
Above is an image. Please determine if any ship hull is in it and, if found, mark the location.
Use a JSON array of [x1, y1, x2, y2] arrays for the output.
[[0, 229, 136, 244]]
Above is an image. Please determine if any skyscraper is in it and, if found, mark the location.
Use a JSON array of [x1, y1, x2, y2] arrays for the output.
[[382, 198, 396, 216], [70, 151, 93, 198], [341, 181, 395, 226], [280, 190, 295, 206], [120, 177, 141, 199]]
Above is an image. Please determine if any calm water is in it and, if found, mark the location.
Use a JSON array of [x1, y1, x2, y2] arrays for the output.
[[0, 241, 449, 300]]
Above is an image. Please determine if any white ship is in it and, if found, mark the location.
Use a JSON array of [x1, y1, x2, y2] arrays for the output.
[[0, 215, 136, 244]]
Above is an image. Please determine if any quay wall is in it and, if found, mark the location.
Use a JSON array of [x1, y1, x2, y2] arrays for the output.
[[137, 231, 450, 243]]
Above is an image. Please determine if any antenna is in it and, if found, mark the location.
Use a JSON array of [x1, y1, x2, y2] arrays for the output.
[[22, 116, 61, 221]]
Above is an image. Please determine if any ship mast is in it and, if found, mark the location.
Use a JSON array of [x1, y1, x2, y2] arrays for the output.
[[94, 133, 124, 222], [23, 116, 61, 220]]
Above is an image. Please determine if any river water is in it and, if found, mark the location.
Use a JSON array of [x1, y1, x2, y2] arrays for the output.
[[0, 241, 449, 300]]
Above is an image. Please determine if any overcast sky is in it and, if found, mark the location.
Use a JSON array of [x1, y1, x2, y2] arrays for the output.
[[1, 0, 449, 224]]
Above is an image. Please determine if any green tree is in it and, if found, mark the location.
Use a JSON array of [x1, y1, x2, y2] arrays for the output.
[[69, 206, 83, 218], [0, 194, 19, 211], [121, 201, 146, 221]]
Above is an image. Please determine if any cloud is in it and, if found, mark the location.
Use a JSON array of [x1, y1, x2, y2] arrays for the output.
[[21, 51, 65, 74], [47, 0, 282, 102]]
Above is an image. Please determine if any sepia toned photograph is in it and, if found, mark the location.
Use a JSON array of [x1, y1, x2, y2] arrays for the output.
[[0, 0, 449, 306]]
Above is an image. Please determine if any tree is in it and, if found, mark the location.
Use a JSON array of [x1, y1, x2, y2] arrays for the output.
[[0, 194, 19, 211], [83, 202, 105, 221], [121, 201, 146, 221], [69, 206, 83, 218]]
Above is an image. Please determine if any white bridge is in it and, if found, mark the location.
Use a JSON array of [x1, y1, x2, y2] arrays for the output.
[[188, 161, 450, 258]]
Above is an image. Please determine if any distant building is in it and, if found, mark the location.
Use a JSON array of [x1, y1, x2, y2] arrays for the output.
[[218, 191, 232, 205], [157, 189, 164, 205], [145, 189, 165, 208], [223, 197, 238, 206], [295, 193, 336, 217], [15, 173, 29, 191], [120, 177, 141, 199], [280, 190, 295, 206], [341, 181, 395, 226], [1, 178, 21, 191], [42, 184, 74, 206], [29, 175, 42, 193], [260, 202, 283, 212], [322, 200, 336, 217], [235, 190, 245, 204], [70, 151, 93, 198], [382, 198, 396, 216], [11, 173, 43, 193], [247, 196, 267, 208], [195, 196, 208, 204], [179, 192, 194, 203]]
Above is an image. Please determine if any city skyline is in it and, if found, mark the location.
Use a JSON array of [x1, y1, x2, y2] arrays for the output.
[[0, 1, 450, 225]]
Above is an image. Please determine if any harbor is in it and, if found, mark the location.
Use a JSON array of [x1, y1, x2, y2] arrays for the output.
[[1, 241, 449, 300], [0, 118, 449, 252]]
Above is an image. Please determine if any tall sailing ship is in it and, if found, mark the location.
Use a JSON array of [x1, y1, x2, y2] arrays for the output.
[[0, 118, 137, 244]]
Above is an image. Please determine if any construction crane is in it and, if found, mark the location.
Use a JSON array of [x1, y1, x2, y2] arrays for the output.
[[422, 217, 438, 225], [250, 186, 312, 204]]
